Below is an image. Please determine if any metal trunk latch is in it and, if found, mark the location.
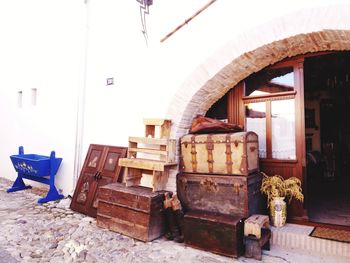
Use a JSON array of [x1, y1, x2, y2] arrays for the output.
[[233, 182, 241, 195], [200, 178, 218, 192]]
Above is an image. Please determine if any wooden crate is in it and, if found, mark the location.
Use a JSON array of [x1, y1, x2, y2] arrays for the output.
[[126, 136, 176, 164], [184, 210, 244, 258], [118, 119, 177, 191], [96, 183, 168, 242]]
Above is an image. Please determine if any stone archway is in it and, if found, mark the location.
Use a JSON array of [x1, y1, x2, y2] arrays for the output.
[[168, 30, 350, 140], [166, 4, 350, 141]]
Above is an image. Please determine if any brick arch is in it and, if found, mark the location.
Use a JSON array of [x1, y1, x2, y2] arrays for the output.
[[168, 30, 350, 141], [166, 5, 350, 141]]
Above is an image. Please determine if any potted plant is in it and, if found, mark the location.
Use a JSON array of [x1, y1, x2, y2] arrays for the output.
[[260, 173, 304, 227]]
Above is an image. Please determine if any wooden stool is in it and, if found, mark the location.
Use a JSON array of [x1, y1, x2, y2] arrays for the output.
[[244, 215, 270, 261], [244, 228, 271, 261], [244, 214, 269, 239], [144, 119, 171, 139]]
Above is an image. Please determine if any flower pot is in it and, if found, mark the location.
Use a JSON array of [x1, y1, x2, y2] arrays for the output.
[[269, 197, 287, 227]]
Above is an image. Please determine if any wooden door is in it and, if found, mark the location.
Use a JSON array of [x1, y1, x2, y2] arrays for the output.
[[70, 144, 127, 217], [90, 146, 128, 214], [229, 59, 307, 221], [259, 61, 306, 220]]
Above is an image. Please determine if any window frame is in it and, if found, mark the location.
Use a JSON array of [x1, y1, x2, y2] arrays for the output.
[[243, 90, 297, 160]]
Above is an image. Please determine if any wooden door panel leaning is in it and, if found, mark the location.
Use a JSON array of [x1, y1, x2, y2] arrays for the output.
[[180, 132, 259, 175], [177, 172, 265, 218], [70, 144, 127, 218], [96, 183, 168, 242], [184, 210, 244, 258]]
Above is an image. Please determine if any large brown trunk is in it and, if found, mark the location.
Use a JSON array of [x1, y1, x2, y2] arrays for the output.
[[177, 172, 266, 217], [184, 210, 244, 258]]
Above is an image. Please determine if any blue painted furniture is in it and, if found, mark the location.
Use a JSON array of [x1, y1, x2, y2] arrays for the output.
[[7, 146, 64, 203]]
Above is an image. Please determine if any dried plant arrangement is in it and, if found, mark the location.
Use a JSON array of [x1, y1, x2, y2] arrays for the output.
[[260, 172, 304, 207]]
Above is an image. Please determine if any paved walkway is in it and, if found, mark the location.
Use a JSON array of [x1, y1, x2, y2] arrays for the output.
[[0, 177, 349, 263], [0, 246, 18, 263]]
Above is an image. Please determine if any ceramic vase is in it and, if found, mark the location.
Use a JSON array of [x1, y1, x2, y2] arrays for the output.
[[269, 196, 287, 227]]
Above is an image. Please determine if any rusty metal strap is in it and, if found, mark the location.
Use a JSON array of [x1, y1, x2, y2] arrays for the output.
[[225, 134, 233, 174], [206, 135, 214, 173], [190, 135, 197, 172]]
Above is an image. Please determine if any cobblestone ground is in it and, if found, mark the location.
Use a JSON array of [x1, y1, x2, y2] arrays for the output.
[[0, 178, 242, 263], [0, 177, 348, 263]]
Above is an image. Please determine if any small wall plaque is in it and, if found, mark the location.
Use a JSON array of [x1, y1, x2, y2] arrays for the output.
[[106, 77, 114, 86]]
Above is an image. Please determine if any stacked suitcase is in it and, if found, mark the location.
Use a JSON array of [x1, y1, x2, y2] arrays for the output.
[[178, 131, 265, 258]]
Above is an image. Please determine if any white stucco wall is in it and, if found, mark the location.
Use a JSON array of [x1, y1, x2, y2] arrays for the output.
[[0, 0, 85, 194], [83, 0, 350, 192], [1, 0, 350, 194]]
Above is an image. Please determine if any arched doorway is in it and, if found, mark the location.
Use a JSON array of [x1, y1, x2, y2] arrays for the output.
[[205, 51, 350, 225], [167, 28, 350, 223]]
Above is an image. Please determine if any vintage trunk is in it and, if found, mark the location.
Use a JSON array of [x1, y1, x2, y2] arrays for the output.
[[180, 132, 259, 175], [184, 210, 244, 258], [96, 183, 167, 242], [177, 172, 265, 218]]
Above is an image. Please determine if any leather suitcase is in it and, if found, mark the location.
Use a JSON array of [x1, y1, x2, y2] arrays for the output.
[[184, 210, 244, 258], [177, 172, 265, 218], [180, 132, 259, 175], [96, 183, 168, 242]]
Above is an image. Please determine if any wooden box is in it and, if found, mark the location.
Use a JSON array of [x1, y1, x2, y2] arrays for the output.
[[177, 172, 265, 218], [180, 131, 259, 176], [96, 183, 167, 242], [184, 210, 244, 258]]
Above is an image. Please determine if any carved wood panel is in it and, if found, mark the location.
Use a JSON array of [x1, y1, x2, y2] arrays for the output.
[[70, 144, 127, 218]]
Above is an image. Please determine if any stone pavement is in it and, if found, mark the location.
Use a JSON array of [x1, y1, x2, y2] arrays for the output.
[[0, 246, 18, 263], [0, 177, 349, 263]]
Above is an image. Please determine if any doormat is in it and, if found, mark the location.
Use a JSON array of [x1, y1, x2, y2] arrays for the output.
[[310, 227, 350, 243]]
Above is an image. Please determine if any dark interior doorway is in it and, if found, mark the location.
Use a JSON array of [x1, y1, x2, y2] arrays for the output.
[[304, 52, 350, 227]]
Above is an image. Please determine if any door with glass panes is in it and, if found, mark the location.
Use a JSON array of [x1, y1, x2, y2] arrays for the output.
[[228, 60, 307, 220]]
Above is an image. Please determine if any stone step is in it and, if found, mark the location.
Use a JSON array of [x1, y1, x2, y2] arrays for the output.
[[270, 223, 350, 258]]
